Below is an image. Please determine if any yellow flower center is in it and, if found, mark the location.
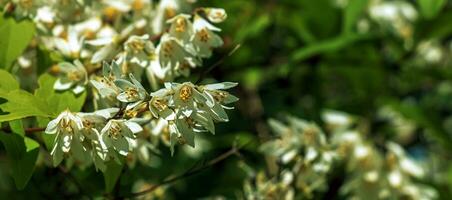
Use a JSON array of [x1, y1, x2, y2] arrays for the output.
[[103, 7, 119, 20], [197, 28, 210, 43], [175, 17, 186, 32], [152, 98, 168, 111], [108, 123, 122, 139], [68, 71, 83, 81], [162, 42, 173, 58], [179, 85, 192, 102], [128, 40, 145, 52], [126, 87, 139, 100], [132, 0, 144, 11], [60, 118, 74, 133], [164, 8, 176, 19]]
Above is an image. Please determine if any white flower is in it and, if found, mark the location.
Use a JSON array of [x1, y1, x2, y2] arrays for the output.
[[149, 87, 176, 120], [54, 59, 88, 95], [53, 26, 84, 59], [45, 110, 85, 166], [191, 15, 224, 58], [115, 73, 148, 106], [90, 61, 122, 98], [35, 6, 55, 24], [101, 119, 143, 156], [124, 34, 156, 68], [167, 14, 194, 45], [157, 34, 200, 78], [203, 8, 227, 23], [87, 25, 134, 63], [151, 0, 180, 34], [199, 82, 238, 122]]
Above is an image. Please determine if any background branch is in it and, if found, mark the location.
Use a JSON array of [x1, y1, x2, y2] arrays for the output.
[[124, 141, 249, 198]]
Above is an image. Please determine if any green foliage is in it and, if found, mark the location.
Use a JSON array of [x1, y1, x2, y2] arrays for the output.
[[0, 130, 39, 190], [35, 73, 86, 115], [418, 0, 446, 19], [0, 69, 19, 91], [0, 14, 35, 71], [103, 160, 124, 193], [343, 0, 369, 34], [0, 89, 51, 122]]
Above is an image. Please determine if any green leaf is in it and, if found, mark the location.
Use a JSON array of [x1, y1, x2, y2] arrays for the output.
[[418, 0, 446, 19], [342, 0, 369, 34], [0, 15, 35, 70], [35, 73, 86, 115], [9, 119, 25, 136], [0, 90, 51, 122], [0, 133, 40, 190], [0, 69, 19, 92], [291, 33, 373, 62], [103, 160, 124, 193]]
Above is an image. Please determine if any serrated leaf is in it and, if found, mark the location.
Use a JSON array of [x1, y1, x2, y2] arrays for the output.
[[0, 133, 40, 190], [35, 73, 86, 115], [0, 90, 51, 122], [0, 69, 19, 92], [0, 15, 35, 70], [103, 160, 124, 193]]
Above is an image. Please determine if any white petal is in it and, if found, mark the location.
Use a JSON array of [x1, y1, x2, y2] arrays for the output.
[[54, 78, 74, 90], [72, 85, 85, 95], [45, 118, 59, 134], [125, 121, 143, 134]]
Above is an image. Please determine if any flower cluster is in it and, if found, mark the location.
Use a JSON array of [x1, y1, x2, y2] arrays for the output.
[[328, 111, 437, 200], [259, 116, 336, 198], [238, 111, 437, 200], [45, 61, 237, 170], [4, 0, 241, 169]]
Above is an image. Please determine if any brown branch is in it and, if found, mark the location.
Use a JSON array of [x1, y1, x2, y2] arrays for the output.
[[150, 32, 164, 41], [124, 142, 248, 198], [1, 126, 46, 134]]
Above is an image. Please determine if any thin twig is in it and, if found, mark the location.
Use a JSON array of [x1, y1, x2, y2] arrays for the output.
[[1, 126, 46, 134], [124, 141, 249, 198], [195, 44, 241, 84]]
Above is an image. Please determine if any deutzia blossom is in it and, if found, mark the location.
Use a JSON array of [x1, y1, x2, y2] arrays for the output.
[[15, 0, 236, 172], [54, 59, 88, 95], [148, 81, 238, 152], [198, 82, 239, 122], [90, 61, 122, 99], [87, 25, 134, 63], [101, 119, 143, 156], [52, 26, 84, 59], [45, 110, 85, 166], [157, 34, 200, 78], [202, 8, 227, 23], [168, 14, 193, 42], [124, 34, 156, 68], [191, 14, 224, 58], [115, 74, 148, 105]]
